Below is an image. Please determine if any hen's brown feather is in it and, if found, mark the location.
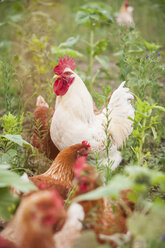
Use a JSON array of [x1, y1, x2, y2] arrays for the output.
[[73, 162, 134, 239], [30, 143, 90, 199], [0, 190, 65, 248], [30, 176, 70, 199], [31, 97, 59, 160]]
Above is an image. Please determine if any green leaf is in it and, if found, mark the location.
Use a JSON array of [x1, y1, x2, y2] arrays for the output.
[[0, 168, 37, 193], [0, 22, 5, 27], [74, 175, 133, 202], [128, 201, 165, 241], [75, 3, 111, 26], [151, 126, 157, 140], [59, 36, 80, 48], [0, 41, 12, 48], [0, 164, 11, 170], [0, 153, 11, 164], [152, 105, 165, 112], [142, 39, 161, 51], [76, 11, 90, 25], [0, 187, 19, 221], [51, 46, 84, 57], [93, 39, 108, 57], [125, 166, 165, 189], [95, 56, 110, 69], [1, 134, 33, 149], [9, 14, 23, 22], [127, 49, 144, 54]]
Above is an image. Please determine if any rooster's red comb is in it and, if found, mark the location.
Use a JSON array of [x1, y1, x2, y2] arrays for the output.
[[82, 140, 91, 148], [54, 55, 76, 75]]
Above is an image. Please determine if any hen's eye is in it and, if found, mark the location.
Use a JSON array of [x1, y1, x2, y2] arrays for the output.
[[82, 148, 86, 152]]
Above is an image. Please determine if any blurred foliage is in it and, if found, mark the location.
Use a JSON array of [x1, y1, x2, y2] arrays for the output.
[[0, 113, 33, 174], [76, 2, 112, 27], [131, 96, 165, 166], [0, 167, 36, 221], [117, 28, 165, 102], [75, 2, 113, 92], [74, 166, 165, 246]]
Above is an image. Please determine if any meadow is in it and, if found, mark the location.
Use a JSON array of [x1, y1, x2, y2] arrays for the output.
[[0, 0, 165, 247]]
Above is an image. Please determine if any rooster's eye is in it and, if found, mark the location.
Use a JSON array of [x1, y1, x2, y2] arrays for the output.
[[64, 72, 70, 75]]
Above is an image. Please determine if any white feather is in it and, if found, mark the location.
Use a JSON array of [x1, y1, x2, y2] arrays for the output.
[[21, 173, 30, 182], [106, 81, 134, 148], [54, 203, 84, 248]]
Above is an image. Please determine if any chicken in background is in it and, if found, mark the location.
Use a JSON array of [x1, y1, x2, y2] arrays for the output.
[[0, 190, 66, 248], [0, 236, 17, 248], [117, 0, 134, 27], [72, 156, 134, 243], [31, 95, 59, 160], [54, 203, 85, 248], [50, 56, 134, 170], [30, 141, 91, 199]]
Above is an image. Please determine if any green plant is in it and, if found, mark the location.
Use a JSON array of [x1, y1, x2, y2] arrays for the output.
[[0, 166, 36, 221], [130, 96, 165, 167], [51, 36, 84, 58], [117, 28, 164, 102], [74, 165, 165, 246], [75, 2, 113, 92], [0, 113, 33, 174], [1, 112, 23, 135], [0, 59, 21, 114], [90, 85, 113, 184]]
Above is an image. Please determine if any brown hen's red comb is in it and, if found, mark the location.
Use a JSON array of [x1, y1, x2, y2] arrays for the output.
[[54, 56, 76, 75], [82, 140, 91, 148], [37, 181, 47, 190], [73, 156, 87, 177]]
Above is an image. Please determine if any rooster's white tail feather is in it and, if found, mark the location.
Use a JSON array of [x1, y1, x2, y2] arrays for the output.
[[106, 81, 134, 148]]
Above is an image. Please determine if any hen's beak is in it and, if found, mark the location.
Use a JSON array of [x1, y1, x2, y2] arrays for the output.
[[53, 75, 61, 80]]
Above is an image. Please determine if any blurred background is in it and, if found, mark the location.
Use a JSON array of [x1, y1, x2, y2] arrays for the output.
[[0, 0, 164, 110]]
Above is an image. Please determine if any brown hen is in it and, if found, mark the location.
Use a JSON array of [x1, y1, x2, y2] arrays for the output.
[[31, 95, 59, 160], [73, 157, 134, 239], [30, 142, 90, 199], [0, 190, 65, 248]]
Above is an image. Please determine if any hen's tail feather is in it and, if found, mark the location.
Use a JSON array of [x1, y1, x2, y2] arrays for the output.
[[36, 95, 49, 108], [105, 81, 134, 148]]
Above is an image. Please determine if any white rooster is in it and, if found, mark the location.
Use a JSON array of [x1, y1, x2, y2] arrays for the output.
[[50, 56, 134, 170]]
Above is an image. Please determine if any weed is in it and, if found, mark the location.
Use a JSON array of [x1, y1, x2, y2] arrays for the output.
[[76, 2, 112, 92], [117, 28, 164, 102], [131, 96, 165, 166]]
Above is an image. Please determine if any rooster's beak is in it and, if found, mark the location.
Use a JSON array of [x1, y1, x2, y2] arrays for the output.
[[53, 75, 61, 80]]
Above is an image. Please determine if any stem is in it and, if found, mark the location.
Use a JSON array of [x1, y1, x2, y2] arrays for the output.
[[88, 29, 94, 93], [138, 118, 146, 166]]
